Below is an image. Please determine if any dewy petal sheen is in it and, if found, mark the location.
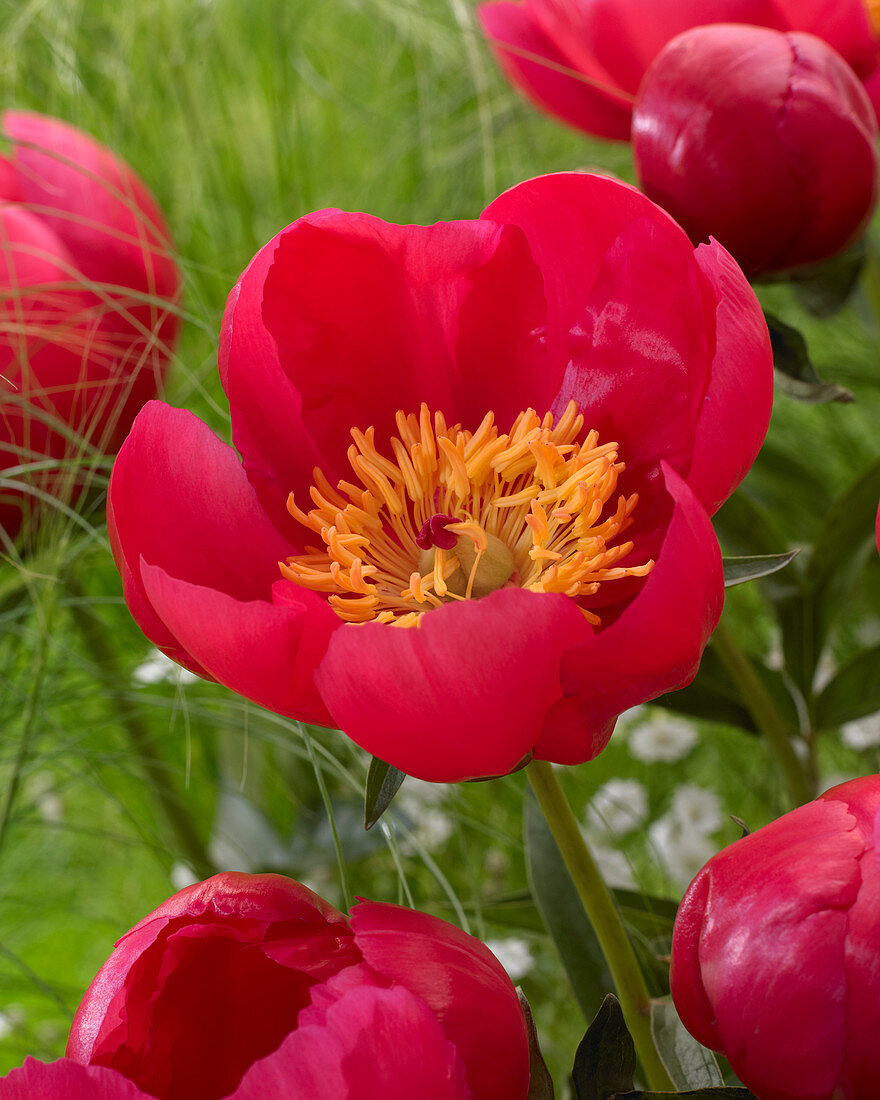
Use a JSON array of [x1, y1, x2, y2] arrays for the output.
[[109, 172, 772, 783]]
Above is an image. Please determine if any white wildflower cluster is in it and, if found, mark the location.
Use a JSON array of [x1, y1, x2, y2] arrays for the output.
[[841, 712, 880, 751], [627, 715, 698, 763], [586, 778, 649, 836], [649, 785, 722, 888], [485, 937, 535, 981], [395, 778, 454, 851], [132, 647, 199, 687]]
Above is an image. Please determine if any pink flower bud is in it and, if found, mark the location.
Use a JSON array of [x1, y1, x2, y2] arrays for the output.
[[64, 873, 529, 1100], [0, 111, 181, 540], [633, 24, 879, 277], [671, 775, 880, 1100]]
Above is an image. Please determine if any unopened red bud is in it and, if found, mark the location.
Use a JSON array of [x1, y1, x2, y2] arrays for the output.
[[633, 24, 880, 277]]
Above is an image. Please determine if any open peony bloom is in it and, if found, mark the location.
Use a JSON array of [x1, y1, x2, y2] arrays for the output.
[[0, 110, 180, 540], [671, 775, 880, 1100], [109, 172, 772, 782], [478, 0, 880, 141], [57, 872, 527, 1100], [632, 25, 880, 277]]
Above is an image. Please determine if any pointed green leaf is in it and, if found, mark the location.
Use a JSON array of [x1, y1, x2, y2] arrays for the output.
[[519, 989, 555, 1099], [572, 994, 636, 1100], [722, 551, 799, 588], [766, 313, 854, 404], [814, 644, 880, 730], [650, 999, 723, 1090], [363, 756, 406, 830], [524, 796, 611, 1021]]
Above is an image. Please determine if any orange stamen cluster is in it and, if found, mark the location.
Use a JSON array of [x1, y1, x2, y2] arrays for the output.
[[281, 402, 654, 628]]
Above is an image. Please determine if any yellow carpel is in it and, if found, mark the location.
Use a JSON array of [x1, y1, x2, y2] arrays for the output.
[[280, 402, 654, 627]]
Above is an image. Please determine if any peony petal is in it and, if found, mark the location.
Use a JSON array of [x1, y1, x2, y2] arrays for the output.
[[235, 981, 472, 1100], [108, 401, 299, 673], [478, 1, 632, 140], [314, 586, 591, 782], [534, 464, 722, 763], [572, 0, 788, 93], [220, 217, 340, 536], [351, 902, 528, 1100], [259, 212, 552, 480], [0, 1058, 151, 1100], [482, 173, 715, 480], [687, 239, 773, 515], [140, 567, 339, 725]]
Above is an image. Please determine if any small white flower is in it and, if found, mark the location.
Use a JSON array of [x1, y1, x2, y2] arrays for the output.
[[0, 1012, 12, 1042], [790, 736, 810, 762], [132, 648, 199, 687], [590, 841, 636, 889], [586, 778, 648, 836], [649, 815, 717, 888], [485, 937, 535, 981], [414, 809, 454, 850], [36, 791, 64, 824], [170, 863, 199, 892], [396, 778, 450, 816], [396, 779, 454, 850], [841, 712, 880, 751], [628, 716, 698, 763], [669, 784, 722, 835], [813, 652, 836, 692]]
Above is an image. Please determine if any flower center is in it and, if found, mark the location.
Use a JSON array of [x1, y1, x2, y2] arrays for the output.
[[281, 402, 654, 628], [867, 0, 880, 33]]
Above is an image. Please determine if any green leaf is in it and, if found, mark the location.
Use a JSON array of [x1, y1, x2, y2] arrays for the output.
[[524, 796, 611, 1021], [650, 999, 723, 1089], [363, 756, 406, 830], [655, 645, 801, 738], [779, 456, 880, 698], [722, 551, 799, 588], [766, 313, 855, 404], [814, 644, 880, 730], [572, 994, 636, 1100], [617, 1089, 757, 1098], [520, 989, 555, 1099]]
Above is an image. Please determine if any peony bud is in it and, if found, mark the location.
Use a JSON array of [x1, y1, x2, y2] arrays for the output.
[[66, 873, 529, 1100], [671, 775, 880, 1100], [632, 24, 879, 277], [0, 111, 181, 541]]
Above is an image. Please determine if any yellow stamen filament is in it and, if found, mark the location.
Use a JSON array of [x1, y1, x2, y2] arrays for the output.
[[280, 403, 654, 627]]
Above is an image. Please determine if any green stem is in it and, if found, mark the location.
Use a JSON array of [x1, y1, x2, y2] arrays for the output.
[[712, 620, 814, 807], [67, 582, 214, 880], [526, 759, 674, 1093]]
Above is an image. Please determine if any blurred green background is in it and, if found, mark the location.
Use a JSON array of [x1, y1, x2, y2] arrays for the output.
[[0, 0, 878, 1087]]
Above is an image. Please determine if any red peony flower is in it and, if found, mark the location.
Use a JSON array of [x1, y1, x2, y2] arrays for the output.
[[632, 25, 880, 277], [0, 110, 181, 540], [478, 0, 880, 140], [671, 775, 880, 1100], [108, 172, 771, 782], [61, 872, 526, 1100]]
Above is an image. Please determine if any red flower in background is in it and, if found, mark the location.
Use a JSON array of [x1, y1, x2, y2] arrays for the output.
[[109, 172, 771, 782], [478, 0, 880, 140], [59, 873, 526, 1100], [632, 25, 879, 277], [671, 776, 880, 1100], [0, 110, 181, 540]]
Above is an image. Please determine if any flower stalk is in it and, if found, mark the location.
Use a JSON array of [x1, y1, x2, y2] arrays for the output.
[[711, 620, 815, 807], [526, 759, 674, 1092]]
